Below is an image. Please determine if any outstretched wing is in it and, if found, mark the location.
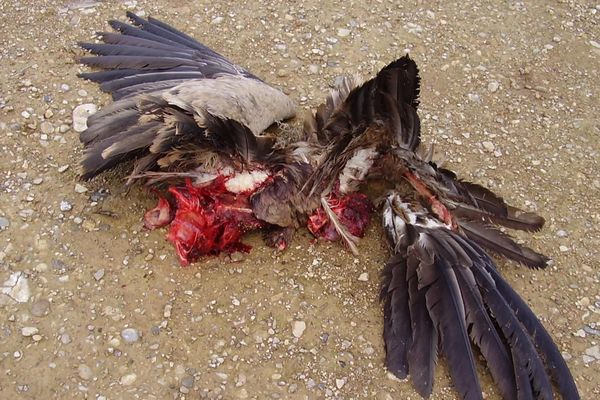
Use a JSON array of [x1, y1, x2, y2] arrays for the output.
[[77, 12, 296, 180], [303, 55, 422, 197], [379, 193, 579, 399]]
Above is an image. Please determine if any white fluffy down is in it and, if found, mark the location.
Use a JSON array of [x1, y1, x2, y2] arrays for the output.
[[225, 170, 270, 193]]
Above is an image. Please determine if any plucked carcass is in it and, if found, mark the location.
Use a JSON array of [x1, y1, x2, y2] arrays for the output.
[[76, 13, 579, 399]]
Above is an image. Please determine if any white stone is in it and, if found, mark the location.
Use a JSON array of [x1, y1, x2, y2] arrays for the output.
[[358, 272, 369, 281], [1, 272, 31, 305], [585, 345, 600, 360], [336, 378, 346, 389], [337, 28, 351, 37], [292, 320, 306, 338], [93, 269, 105, 281], [482, 141, 495, 152], [72, 104, 97, 133], [121, 328, 140, 343], [74, 183, 88, 193], [487, 81, 500, 92], [21, 326, 39, 336], [120, 373, 137, 386]]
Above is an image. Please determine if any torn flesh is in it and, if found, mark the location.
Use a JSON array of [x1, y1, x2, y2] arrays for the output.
[[307, 190, 374, 244], [144, 171, 269, 265]]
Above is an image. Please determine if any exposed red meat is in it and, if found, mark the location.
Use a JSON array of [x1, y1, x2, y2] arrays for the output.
[[146, 178, 265, 265], [143, 197, 173, 229], [404, 170, 458, 229], [307, 192, 373, 242]]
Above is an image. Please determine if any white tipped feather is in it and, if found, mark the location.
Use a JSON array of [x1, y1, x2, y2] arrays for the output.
[[321, 196, 360, 255]]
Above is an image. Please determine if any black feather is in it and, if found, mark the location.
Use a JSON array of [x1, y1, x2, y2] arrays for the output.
[[108, 19, 188, 48], [459, 220, 549, 268], [96, 31, 187, 51], [202, 112, 274, 163], [472, 263, 553, 400], [99, 72, 205, 93], [454, 266, 517, 399], [380, 255, 412, 378], [78, 55, 201, 70], [80, 107, 139, 145], [126, 11, 216, 53], [484, 264, 580, 399], [78, 42, 195, 58], [406, 255, 437, 398], [420, 252, 483, 400]]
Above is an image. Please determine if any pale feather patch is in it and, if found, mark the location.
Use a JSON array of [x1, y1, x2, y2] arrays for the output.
[[338, 147, 378, 194]]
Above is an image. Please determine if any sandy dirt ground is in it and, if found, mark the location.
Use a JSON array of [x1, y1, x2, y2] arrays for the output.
[[0, 0, 599, 399]]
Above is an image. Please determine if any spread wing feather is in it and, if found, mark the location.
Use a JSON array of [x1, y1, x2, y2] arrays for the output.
[[379, 193, 579, 399], [77, 13, 295, 181]]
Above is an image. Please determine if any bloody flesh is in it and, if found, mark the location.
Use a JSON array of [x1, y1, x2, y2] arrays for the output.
[[144, 178, 374, 265], [145, 178, 265, 265], [307, 191, 373, 241]]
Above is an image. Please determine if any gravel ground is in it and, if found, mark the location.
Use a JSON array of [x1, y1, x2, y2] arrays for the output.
[[1, 0, 599, 399]]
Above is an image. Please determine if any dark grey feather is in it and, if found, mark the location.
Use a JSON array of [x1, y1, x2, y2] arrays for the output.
[[380, 255, 412, 378], [483, 264, 580, 399], [459, 220, 549, 268], [406, 255, 437, 398]]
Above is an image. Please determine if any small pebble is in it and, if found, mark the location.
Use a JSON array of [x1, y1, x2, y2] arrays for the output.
[[358, 272, 369, 281], [556, 230, 568, 238], [337, 28, 351, 37], [211, 16, 224, 24], [60, 200, 73, 212], [120, 373, 137, 386], [487, 81, 500, 92], [181, 375, 194, 388], [585, 345, 600, 360], [336, 378, 347, 389], [31, 299, 50, 317], [60, 333, 72, 344], [292, 320, 306, 338], [482, 141, 495, 152], [559, 245, 569, 252], [78, 364, 93, 380], [582, 355, 595, 364], [93, 269, 105, 281], [72, 103, 97, 132], [0, 217, 9, 230], [121, 328, 140, 343], [21, 327, 39, 337], [468, 93, 481, 102], [74, 183, 88, 193]]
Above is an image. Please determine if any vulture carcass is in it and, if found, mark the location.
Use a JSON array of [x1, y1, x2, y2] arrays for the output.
[[76, 13, 579, 400]]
